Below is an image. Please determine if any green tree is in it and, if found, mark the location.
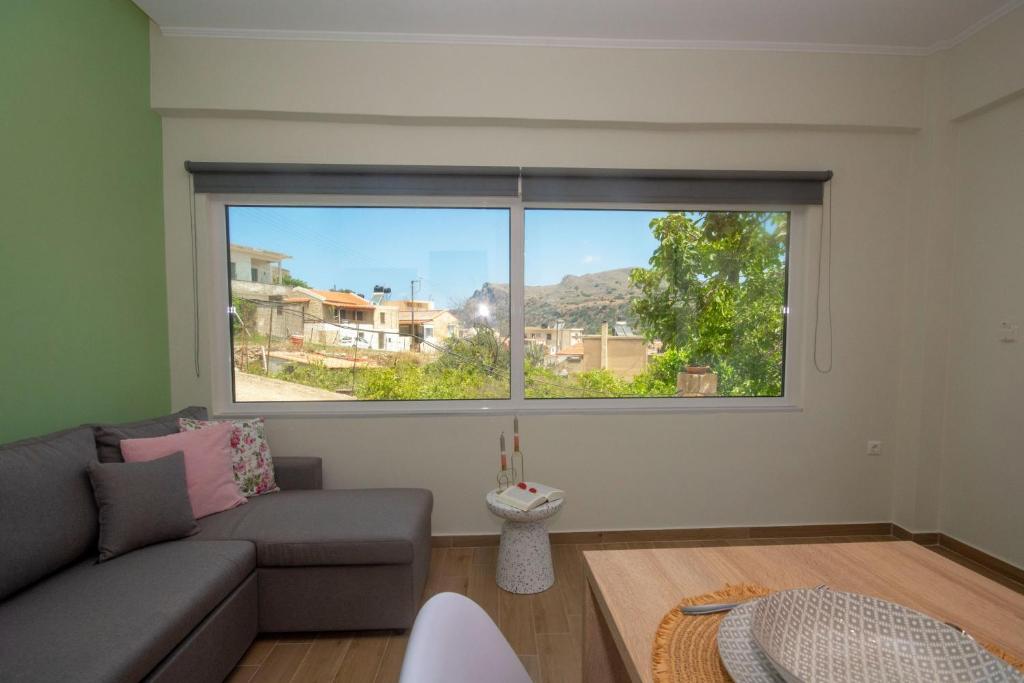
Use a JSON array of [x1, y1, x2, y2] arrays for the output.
[[629, 212, 788, 396], [355, 327, 511, 400], [231, 296, 257, 337], [280, 273, 310, 288]]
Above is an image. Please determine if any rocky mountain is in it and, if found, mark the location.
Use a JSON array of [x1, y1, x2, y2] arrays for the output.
[[456, 268, 639, 335]]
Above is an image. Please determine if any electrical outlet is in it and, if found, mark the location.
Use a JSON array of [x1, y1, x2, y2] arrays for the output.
[[867, 441, 882, 456]]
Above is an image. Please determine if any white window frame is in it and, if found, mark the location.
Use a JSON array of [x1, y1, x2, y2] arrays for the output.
[[207, 194, 808, 417]]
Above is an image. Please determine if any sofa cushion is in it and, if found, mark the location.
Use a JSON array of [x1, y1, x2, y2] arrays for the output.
[[0, 426, 98, 601], [192, 489, 433, 567], [93, 406, 208, 463], [272, 456, 323, 491], [87, 453, 199, 562], [0, 540, 255, 683], [121, 423, 247, 520], [179, 417, 280, 497]]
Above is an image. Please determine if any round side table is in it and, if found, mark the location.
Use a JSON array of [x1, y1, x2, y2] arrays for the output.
[[485, 489, 564, 594]]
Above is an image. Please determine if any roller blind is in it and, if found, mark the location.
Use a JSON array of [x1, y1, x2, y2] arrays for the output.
[[185, 163, 832, 204], [184, 162, 521, 197], [520, 168, 832, 205]]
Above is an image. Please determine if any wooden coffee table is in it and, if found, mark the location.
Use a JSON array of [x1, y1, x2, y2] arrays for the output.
[[582, 541, 1024, 683]]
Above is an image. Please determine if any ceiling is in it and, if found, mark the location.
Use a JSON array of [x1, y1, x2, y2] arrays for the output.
[[133, 0, 1022, 55]]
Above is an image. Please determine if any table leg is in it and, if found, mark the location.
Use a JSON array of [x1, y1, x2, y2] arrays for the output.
[[496, 519, 555, 594], [583, 578, 633, 683]]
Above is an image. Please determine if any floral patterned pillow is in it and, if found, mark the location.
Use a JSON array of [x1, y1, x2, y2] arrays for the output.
[[177, 417, 279, 497]]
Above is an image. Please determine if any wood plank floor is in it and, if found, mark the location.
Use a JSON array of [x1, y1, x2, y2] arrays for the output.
[[226, 535, 1022, 682]]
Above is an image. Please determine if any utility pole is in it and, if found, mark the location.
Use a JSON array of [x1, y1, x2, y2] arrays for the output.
[[410, 279, 419, 352]]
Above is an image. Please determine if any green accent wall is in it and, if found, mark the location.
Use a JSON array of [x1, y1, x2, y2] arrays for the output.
[[0, 1, 169, 442]]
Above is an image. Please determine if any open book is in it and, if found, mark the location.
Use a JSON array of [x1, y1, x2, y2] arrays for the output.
[[495, 482, 565, 512]]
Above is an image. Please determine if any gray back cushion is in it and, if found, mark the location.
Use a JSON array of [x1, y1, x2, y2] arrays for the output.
[[0, 427, 99, 600], [87, 452, 198, 562], [93, 406, 208, 463]]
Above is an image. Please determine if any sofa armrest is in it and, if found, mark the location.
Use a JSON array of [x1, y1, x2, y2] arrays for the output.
[[273, 456, 323, 490]]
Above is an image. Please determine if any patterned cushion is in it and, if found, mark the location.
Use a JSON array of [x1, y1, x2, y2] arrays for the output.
[[178, 417, 279, 497]]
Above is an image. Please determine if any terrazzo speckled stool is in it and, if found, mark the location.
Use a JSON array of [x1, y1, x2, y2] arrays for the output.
[[485, 489, 564, 594]]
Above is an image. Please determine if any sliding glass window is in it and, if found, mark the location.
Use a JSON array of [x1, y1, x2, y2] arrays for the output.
[[199, 163, 822, 414], [523, 209, 790, 399], [225, 206, 510, 402]]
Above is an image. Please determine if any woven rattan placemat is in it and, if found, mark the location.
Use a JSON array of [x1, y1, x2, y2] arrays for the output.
[[651, 584, 1024, 683]]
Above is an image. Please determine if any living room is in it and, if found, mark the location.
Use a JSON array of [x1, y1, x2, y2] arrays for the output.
[[2, 1, 1023, 682]]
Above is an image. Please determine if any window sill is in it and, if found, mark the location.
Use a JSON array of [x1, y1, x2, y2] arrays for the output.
[[213, 399, 803, 419]]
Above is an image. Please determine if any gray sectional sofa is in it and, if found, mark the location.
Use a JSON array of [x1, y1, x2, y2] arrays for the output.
[[0, 409, 432, 683]]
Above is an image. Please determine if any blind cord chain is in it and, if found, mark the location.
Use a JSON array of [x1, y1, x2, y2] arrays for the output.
[[814, 180, 833, 374], [189, 174, 201, 378]]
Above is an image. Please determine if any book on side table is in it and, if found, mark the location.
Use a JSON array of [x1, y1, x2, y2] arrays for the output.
[[496, 482, 565, 511]]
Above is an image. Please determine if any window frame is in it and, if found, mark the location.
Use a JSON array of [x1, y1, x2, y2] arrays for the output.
[[207, 193, 807, 417]]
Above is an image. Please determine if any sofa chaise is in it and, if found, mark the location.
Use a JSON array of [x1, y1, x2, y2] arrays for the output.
[[0, 408, 432, 683]]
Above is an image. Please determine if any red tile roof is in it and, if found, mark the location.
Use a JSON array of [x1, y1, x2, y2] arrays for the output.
[[308, 290, 375, 310]]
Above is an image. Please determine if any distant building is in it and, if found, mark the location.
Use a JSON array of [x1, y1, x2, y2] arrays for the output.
[[391, 300, 461, 352], [524, 325, 584, 356], [229, 244, 291, 285], [399, 310, 462, 352], [229, 244, 295, 304], [555, 323, 649, 380], [289, 288, 408, 351]]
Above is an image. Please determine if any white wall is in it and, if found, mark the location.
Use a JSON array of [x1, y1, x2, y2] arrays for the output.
[[150, 32, 922, 129], [938, 94, 1024, 568], [151, 12, 1022, 547], [933, 8, 1024, 567]]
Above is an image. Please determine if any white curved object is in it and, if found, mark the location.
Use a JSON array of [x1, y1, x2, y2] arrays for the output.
[[751, 588, 1024, 683], [399, 592, 532, 683]]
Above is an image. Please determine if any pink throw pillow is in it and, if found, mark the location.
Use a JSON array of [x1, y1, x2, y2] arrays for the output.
[[121, 422, 246, 519]]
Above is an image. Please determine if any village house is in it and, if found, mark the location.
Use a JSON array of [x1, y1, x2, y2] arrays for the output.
[[394, 300, 462, 352], [229, 244, 292, 294], [555, 322, 650, 380], [524, 325, 584, 357], [227, 244, 305, 340], [288, 288, 408, 351]]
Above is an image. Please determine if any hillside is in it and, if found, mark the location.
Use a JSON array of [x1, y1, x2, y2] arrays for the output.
[[456, 268, 640, 334]]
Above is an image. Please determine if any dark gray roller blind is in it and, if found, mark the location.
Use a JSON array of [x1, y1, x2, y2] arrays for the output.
[[521, 168, 832, 205], [185, 162, 520, 197], [186, 163, 832, 204]]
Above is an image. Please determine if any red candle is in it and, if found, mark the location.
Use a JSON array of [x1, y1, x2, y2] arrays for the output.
[[513, 416, 520, 452], [500, 432, 507, 470]]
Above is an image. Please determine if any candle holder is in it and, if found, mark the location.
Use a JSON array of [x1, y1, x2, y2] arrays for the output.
[[512, 449, 525, 485], [496, 468, 514, 492], [496, 452, 526, 493]]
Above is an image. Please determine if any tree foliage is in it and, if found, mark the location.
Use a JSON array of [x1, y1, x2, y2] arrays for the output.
[[280, 274, 310, 288], [231, 296, 257, 336], [629, 211, 788, 396], [269, 326, 510, 400]]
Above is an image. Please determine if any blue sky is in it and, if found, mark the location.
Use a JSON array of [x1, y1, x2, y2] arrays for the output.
[[525, 209, 663, 285], [228, 206, 664, 305]]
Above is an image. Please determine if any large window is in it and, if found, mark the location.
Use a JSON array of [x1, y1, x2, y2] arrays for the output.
[[197, 163, 826, 413], [524, 209, 790, 399], [215, 201, 796, 412], [225, 206, 510, 403]]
